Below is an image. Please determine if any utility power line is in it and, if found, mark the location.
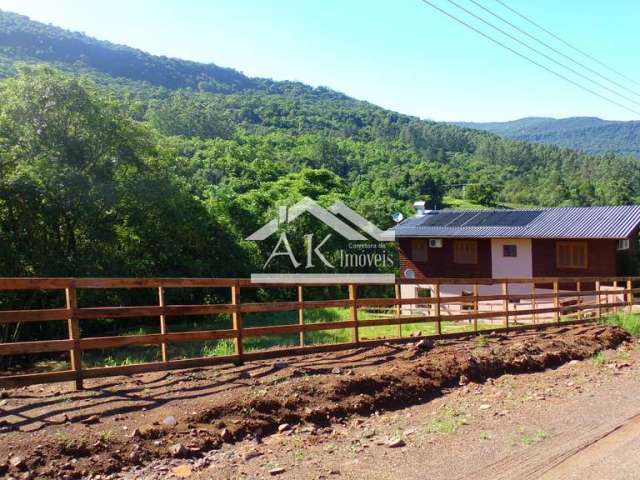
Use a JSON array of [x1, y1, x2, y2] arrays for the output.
[[493, 0, 640, 89], [467, 0, 640, 100], [444, 0, 640, 108], [417, 0, 640, 116]]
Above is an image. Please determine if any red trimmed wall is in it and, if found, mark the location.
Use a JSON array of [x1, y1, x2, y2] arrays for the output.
[[531, 239, 617, 277], [398, 237, 632, 279], [398, 238, 492, 278]]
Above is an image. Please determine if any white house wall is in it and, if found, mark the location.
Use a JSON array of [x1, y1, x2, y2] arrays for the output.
[[490, 238, 532, 284]]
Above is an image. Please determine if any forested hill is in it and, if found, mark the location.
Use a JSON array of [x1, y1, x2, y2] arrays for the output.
[[0, 9, 347, 98], [0, 9, 639, 280], [455, 117, 640, 157]]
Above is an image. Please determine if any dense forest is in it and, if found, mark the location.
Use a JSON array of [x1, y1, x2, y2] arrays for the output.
[[0, 9, 639, 283], [456, 116, 640, 157]]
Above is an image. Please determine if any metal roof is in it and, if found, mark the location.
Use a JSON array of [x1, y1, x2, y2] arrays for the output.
[[391, 205, 640, 239]]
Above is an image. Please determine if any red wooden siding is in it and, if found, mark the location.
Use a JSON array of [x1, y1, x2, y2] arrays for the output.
[[616, 226, 639, 275], [531, 239, 617, 277], [399, 235, 636, 280], [398, 238, 492, 278]]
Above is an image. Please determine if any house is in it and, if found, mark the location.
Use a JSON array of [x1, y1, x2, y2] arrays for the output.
[[392, 202, 640, 309]]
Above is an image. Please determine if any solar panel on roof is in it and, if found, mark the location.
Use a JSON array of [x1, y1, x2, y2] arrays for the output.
[[420, 210, 543, 228], [465, 211, 542, 227], [445, 212, 480, 226], [420, 212, 462, 226]]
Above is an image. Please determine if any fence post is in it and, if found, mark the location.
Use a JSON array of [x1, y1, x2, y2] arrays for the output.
[[395, 283, 402, 337], [596, 281, 602, 319], [554, 280, 560, 324], [349, 284, 359, 343], [231, 281, 243, 361], [298, 285, 305, 347], [65, 283, 83, 390], [531, 282, 537, 324], [502, 281, 509, 329], [628, 279, 634, 314], [473, 283, 479, 333], [617, 280, 623, 314], [158, 286, 168, 362], [434, 282, 442, 335], [576, 281, 582, 321]]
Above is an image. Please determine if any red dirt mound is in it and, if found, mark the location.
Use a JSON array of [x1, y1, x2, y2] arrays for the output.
[[189, 324, 628, 441]]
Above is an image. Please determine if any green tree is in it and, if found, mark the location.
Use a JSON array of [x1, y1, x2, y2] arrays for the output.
[[0, 65, 153, 275], [146, 90, 234, 139], [465, 183, 498, 207]]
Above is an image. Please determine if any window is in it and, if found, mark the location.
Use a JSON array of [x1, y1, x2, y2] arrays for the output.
[[411, 239, 428, 262], [417, 288, 432, 298], [503, 244, 518, 257], [461, 289, 473, 310], [416, 288, 432, 310], [556, 241, 588, 269], [617, 239, 630, 251], [454, 240, 477, 264]]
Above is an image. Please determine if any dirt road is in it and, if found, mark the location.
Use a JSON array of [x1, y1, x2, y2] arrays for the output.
[[1, 324, 638, 479], [540, 413, 640, 480], [462, 363, 640, 480], [187, 336, 640, 480]]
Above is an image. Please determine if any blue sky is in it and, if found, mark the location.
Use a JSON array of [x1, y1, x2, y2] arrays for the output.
[[1, 0, 639, 121]]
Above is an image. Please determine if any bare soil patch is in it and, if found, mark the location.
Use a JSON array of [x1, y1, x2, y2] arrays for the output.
[[0, 323, 629, 479]]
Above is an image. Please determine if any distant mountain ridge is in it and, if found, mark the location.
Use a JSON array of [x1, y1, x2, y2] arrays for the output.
[[3, 8, 638, 159], [0, 9, 348, 100], [454, 117, 640, 157], [0, 8, 639, 213]]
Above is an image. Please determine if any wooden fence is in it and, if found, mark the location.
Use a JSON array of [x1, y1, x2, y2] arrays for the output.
[[0, 276, 638, 390]]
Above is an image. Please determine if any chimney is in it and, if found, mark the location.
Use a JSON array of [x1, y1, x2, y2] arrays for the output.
[[413, 200, 427, 217]]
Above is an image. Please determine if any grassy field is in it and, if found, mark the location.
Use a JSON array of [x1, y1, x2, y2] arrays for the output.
[[441, 195, 531, 210], [81, 307, 500, 368], [598, 312, 640, 337], [62, 310, 640, 369], [55, 299, 640, 369], [77, 297, 640, 369]]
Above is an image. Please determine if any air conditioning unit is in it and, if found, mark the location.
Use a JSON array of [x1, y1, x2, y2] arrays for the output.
[[617, 239, 630, 250], [429, 239, 443, 248]]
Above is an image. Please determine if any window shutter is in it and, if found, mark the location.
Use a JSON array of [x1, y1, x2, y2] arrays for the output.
[[411, 239, 428, 262], [454, 240, 478, 264], [557, 242, 587, 268]]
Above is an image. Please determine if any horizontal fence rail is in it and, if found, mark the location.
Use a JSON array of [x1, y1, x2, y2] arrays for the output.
[[0, 276, 638, 389]]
